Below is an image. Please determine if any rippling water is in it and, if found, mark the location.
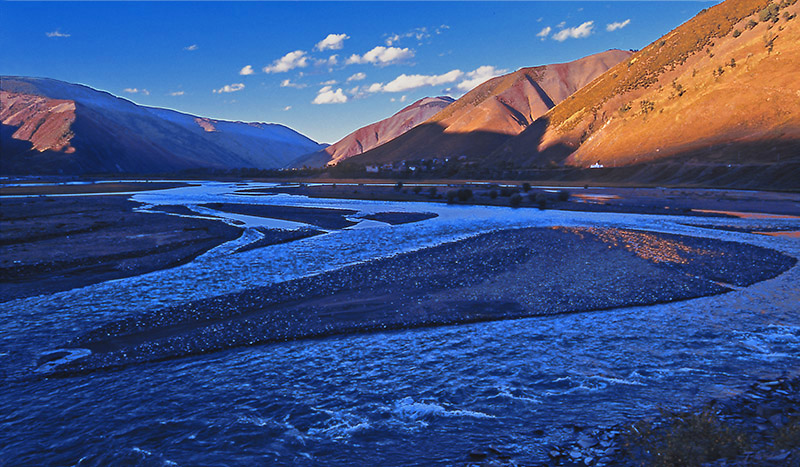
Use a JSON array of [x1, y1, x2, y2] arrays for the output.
[[2, 182, 799, 466]]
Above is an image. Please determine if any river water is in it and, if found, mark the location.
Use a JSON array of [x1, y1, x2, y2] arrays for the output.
[[2, 182, 799, 466]]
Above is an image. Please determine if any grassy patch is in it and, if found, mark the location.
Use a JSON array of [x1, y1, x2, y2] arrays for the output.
[[622, 407, 751, 466]]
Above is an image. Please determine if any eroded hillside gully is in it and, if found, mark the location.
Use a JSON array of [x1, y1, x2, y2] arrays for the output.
[[1, 181, 799, 466]]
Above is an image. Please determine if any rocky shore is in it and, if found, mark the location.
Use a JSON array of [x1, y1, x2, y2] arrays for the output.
[[43, 226, 795, 376], [539, 375, 800, 466]]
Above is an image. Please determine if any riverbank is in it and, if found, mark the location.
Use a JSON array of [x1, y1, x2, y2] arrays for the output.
[[0, 195, 242, 302], [540, 375, 800, 466], [238, 182, 800, 219]]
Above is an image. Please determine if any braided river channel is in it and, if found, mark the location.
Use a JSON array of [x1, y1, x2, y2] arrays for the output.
[[2, 181, 799, 466]]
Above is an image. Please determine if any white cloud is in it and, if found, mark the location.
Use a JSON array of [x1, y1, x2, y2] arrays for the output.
[[385, 27, 430, 46], [315, 33, 349, 51], [347, 72, 367, 82], [280, 79, 307, 89], [606, 19, 631, 32], [169, 91, 185, 96], [312, 86, 348, 104], [367, 82, 384, 93], [378, 69, 463, 93], [314, 55, 338, 67], [346, 46, 414, 66], [283, 105, 292, 111], [213, 83, 245, 93], [456, 65, 507, 92], [123, 88, 150, 96], [320, 79, 338, 85], [536, 26, 552, 40], [552, 21, 595, 41], [184, 44, 198, 51], [263, 50, 309, 73], [46, 30, 70, 38], [239, 65, 255, 76]]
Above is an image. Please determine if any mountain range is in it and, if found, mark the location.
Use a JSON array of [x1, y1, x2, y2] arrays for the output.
[[2, 0, 798, 186], [340, 49, 632, 166], [0, 77, 324, 174], [342, 0, 799, 188], [292, 96, 455, 168]]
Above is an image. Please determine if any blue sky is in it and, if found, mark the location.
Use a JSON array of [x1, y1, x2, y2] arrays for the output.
[[0, 1, 718, 143]]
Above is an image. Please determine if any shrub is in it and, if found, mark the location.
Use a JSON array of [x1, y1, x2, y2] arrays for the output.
[[759, 3, 780, 22], [457, 188, 473, 202], [745, 19, 758, 29], [428, 187, 438, 197], [622, 408, 750, 467], [394, 181, 403, 191], [557, 190, 571, 202], [729, 57, 736, 68], [535, 193, 548, 210], [509, 193, 522, 207], [446, 190, 458, 203], [488, 189, 498, 199], [500, 187, 516, 197], [412, 186, 422, 194], [732, 28, 742, 37], [521, 182, 532, 192]]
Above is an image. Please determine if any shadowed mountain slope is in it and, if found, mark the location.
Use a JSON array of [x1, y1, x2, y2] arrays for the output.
[[0, 76, 324, 174], [495, 0, 800, 171], [343, 50, 632, 165], [292, 96, 455, 168]]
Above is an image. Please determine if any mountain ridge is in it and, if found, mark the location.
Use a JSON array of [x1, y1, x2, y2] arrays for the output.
[[292, 96, 455, 168], [1, 76, 324, 174], [341, 49, 632, 166]]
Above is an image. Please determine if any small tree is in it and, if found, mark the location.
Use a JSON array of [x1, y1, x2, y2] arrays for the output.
[[521, 182, 532, 192], [394, 181, 403, 191]]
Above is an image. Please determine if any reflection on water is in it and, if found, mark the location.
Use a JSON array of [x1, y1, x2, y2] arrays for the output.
[[1, 181, 799, 466]]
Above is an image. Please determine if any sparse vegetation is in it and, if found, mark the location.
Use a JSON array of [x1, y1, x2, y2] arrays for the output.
[[622, 407, 751, 467], [547, 0, 774, 131], [534, 192, 548, 210], [759, 2, 780, 22], [671, 80, 686, 97], [640, 99, 655, 114], [763, 31, 777, 51]]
